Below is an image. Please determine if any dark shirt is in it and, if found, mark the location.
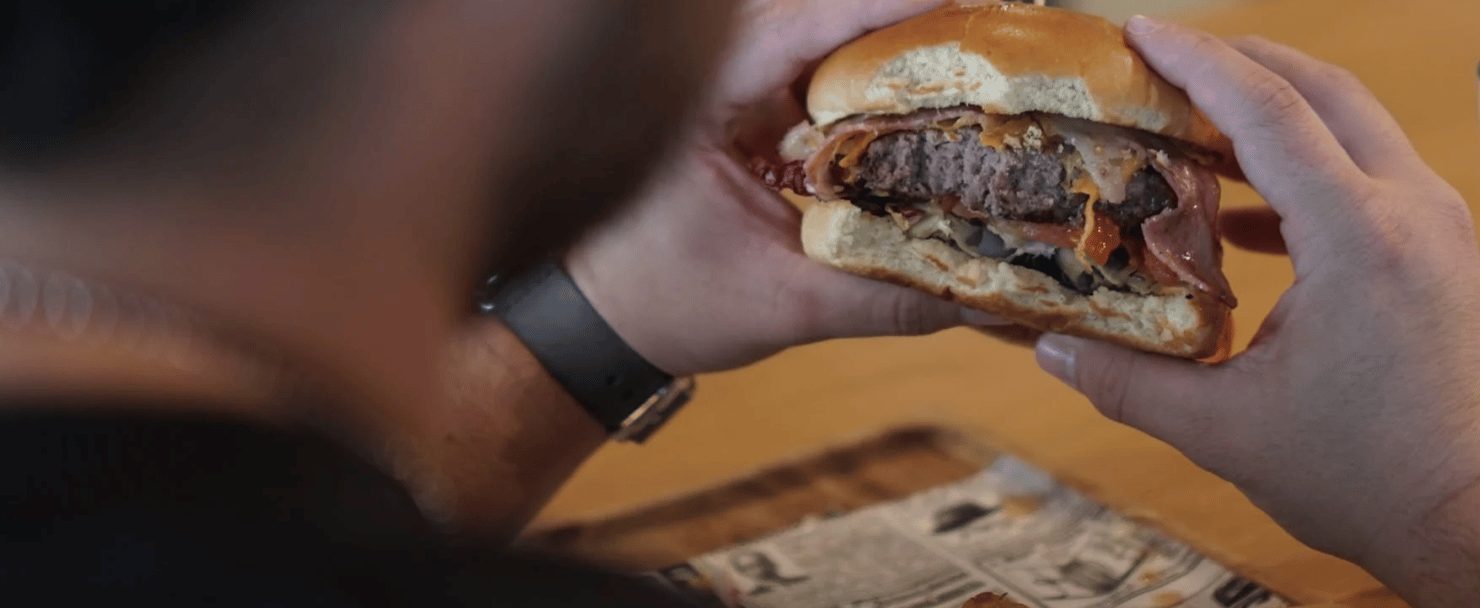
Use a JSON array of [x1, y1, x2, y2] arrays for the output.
[[0, 405, 677, 606]]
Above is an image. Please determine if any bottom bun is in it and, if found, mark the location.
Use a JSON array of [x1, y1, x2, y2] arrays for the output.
[[801, 201, 1232, 360]]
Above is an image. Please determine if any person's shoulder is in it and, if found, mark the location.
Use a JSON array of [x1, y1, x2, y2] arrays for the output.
[[0, 405, 687, 607]]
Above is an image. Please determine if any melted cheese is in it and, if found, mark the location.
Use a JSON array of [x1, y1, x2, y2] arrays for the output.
[[835, 131, 879, 169], [938, 115, 982, 137], [1068, 173, 1100, 202], [977, 117, 1036, 150], [1075, 200, 1099, 266], [1069, 174, 1123, 266], [1042, 115, 1148, 204], [1070, 173, 1101, 265]]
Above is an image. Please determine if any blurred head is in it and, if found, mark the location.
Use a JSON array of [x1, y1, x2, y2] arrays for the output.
[[0, 0, 730, 269], [0, 1, 733, 408]]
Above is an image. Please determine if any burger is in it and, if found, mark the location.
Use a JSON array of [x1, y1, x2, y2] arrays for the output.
[[754, 3, 1237, 359]]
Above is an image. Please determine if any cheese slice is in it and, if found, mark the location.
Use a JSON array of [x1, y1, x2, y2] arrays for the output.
[[835, 131, 879, 169], [1070, 174, 1122, 266]]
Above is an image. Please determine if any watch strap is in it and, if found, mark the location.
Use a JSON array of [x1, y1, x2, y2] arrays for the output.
[[478, 261, 675, 434]]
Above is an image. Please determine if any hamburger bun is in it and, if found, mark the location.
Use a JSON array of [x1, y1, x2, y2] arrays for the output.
[[806, 3, 1230, 157], [801, 200, 1232, 360]]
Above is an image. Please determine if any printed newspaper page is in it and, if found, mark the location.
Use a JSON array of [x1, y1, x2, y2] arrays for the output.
[[648, 457, 1288, 608]]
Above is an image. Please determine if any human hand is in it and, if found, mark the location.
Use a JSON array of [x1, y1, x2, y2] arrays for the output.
[[565, 0, 1004, 377], [1034, 17, 1480, 606]]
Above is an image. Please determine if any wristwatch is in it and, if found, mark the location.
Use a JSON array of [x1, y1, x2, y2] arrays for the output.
[[476, 261, 695, 443]]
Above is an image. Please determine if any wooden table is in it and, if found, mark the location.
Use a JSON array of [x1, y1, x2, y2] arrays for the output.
[[534, 1, 1480, 604]]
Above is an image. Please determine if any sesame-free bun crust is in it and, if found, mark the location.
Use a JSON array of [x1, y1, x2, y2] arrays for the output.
[[801, 201, 1231, 360], [808, 3, 1230, 156]]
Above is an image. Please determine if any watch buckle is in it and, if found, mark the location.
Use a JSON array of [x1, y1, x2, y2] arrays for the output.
[[612, 376, 696, 444]]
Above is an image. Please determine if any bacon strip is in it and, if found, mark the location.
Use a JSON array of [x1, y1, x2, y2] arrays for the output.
[[748, 157, 807, 193], [755, 108, 1235, 306], [806, 108, 987, 199]]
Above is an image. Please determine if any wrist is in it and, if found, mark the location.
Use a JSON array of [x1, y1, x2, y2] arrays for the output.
[[564, 245, 686, 376], [486, 258, 695, 442], [392, 319, 605, 540], [1365, 478, 1480, 606]]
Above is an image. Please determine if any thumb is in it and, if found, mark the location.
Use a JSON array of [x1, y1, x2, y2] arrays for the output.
[[720, 0, 943, 105], [1035, 334, 1236, 454]]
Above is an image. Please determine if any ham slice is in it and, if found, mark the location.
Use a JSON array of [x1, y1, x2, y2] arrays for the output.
[[764, 108, 1235, 306], [1144, 154, 1237, 307]]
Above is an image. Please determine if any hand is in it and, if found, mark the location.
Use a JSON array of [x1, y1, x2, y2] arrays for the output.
[[566, 0, 1001, 376], [1034, 17, 1480, 606]]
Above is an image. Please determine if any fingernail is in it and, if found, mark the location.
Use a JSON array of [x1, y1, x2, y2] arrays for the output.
[[1035, 334, 1079, 388], [960, 308, 1005, 327], [1125, 15, 1163, 36]]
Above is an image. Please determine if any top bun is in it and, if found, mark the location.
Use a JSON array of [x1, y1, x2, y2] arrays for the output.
[[807, 3, 1230, 155]]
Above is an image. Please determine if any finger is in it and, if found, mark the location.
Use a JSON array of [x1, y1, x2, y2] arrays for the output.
[[1230, 37, 1423, 178], [1125, 17, 1369, 227], [781, 0, 945, 63], [1036, 334, 1237, 463], [721, 0, 943, 105], [791, 262, 1009, 342], [729, 88, 808, 160], [961, 308, 1009, 327], [1221, 207, 1288, 255]]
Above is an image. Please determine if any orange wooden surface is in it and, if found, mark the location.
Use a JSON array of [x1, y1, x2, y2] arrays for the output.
[[534, 1, 1478, 604], [529, 428, 995, 570]]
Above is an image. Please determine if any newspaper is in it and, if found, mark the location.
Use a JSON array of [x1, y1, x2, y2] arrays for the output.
[[647, 457, 1288, 608]]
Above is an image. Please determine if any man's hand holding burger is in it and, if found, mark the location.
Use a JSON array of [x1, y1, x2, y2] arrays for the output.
[[476, 2, 1480, 604], [565, 0, 998, 377], [407, 0, 996, 543], [1036, 17, 1480, 607]]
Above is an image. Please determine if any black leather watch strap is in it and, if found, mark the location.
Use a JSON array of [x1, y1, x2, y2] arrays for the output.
[[477, 261, 674, 433]]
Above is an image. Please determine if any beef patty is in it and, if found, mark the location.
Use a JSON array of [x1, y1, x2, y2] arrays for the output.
[[849, 127, 1175, 229]]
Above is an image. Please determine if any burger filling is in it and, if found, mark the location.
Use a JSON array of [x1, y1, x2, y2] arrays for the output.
[[757, 108, 1235, 307], [853, 127, 1174, 227]]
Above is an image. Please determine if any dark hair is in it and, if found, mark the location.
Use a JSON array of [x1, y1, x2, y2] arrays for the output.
[[483, 0, 733, 274], [0, 0, 389, 176], [0, 1, 265, 164]]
